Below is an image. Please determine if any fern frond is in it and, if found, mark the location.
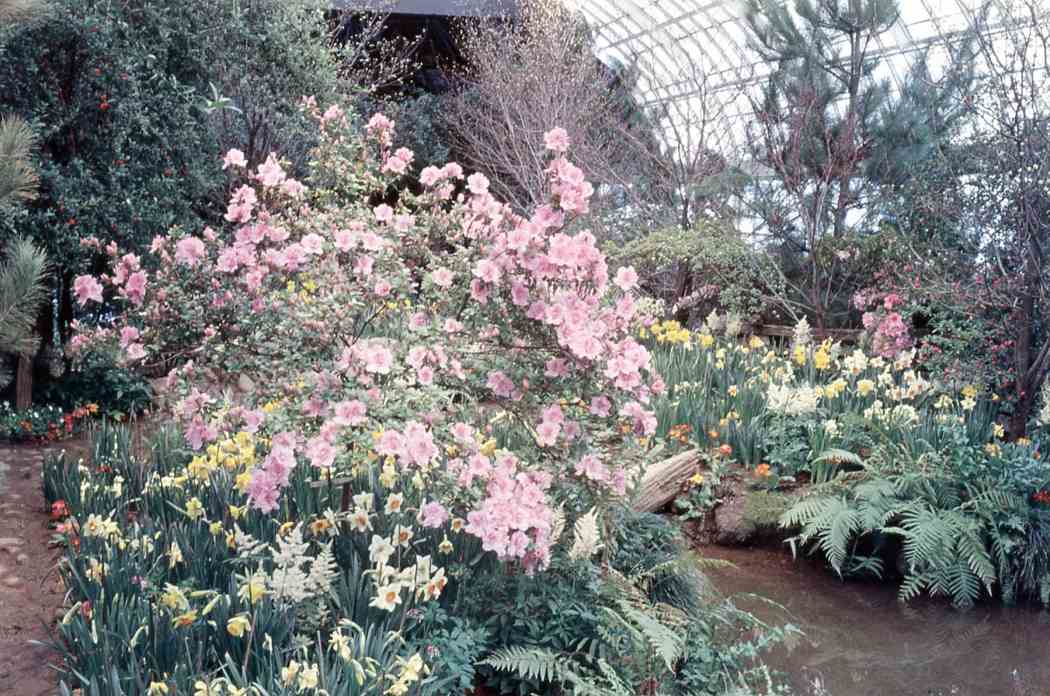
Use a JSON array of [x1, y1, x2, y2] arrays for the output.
[[608, 600, 685, 671], [480, 646, 567, 685], [569, 507, 603, 561], [811, 447, 864, 467]]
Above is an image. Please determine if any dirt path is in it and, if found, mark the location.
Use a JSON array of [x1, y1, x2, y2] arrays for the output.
[[0, 444, 67, 696]]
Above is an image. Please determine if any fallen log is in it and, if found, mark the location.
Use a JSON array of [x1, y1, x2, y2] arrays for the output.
[[631, 448, 701, 513]]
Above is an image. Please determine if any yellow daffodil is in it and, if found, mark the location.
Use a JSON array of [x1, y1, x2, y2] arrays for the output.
[[185, 497, 204, 520], [227, 614, 251, 638], [168, 541, 183, 568], [281, 661, 301, 687]]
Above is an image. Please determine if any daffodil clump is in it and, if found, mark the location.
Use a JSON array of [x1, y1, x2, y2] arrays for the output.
[[649, 313, 1023, 482], [43, 421, 455, 695]]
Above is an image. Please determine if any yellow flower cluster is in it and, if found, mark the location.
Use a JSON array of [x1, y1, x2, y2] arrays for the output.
[[642, 319, 692, 345], [385, 654, 427, 696], [189, 432, 257, 483]]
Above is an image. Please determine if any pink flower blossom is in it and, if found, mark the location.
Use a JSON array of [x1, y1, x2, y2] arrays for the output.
[[467, 172, 489, 195], [73, 275, 103, 305], [377, 429, 405, 458], [486, 370, 515, 398], [374, 204, 394, 223], [614, 266, 639, 292], [366, 113, 394, 134], [543, 127, 570, 153], [403, 420, 437, 466], [420, 501, 449, 528], [473, 258, 501, 284], [332, 400, 367, 426], [301, 233, 325, 255], [362, 345, 394, 374], [419, 166, 442, 186], [432, 267, 454, 288], [574, 454, 609, 483], [334, 229, 356, 252], [222, 149, 247, 169], [535, 420, 560, 447], [306, 436, 337, 468], [256, 154, 286, 187], [119, 326, 140, 347]]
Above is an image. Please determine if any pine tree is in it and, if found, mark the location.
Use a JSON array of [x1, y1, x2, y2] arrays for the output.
[[742, 0, 974, 328]]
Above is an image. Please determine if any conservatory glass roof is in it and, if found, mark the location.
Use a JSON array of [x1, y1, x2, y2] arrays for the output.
[[575, 1, 1001, 117], [345, 0, 1038, 143]]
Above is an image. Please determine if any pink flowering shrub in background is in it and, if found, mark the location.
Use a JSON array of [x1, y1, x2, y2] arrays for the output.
[[72, 101, 657, 573], [854, 287, 914, 358]]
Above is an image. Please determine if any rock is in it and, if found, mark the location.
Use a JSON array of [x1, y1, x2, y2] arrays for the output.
[[713, 493, 758, 546], [0, 537, 24, 548], [3, 576, 21, 587], [15, 554, 27, 566], [237, 374, 256, 393]]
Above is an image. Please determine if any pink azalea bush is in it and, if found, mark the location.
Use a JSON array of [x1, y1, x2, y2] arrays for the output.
[[72, 101, 658, 573], [854, 288, 913, 358]]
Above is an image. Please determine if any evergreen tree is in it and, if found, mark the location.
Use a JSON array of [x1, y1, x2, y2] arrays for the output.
[[0, 0, 49, 406], [742, 0, 974, 328]]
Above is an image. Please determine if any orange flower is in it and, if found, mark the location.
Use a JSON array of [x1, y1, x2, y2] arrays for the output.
[[718, 444, 732, 457], [754, 463, 772, 478], [50, 500, 69, 521]]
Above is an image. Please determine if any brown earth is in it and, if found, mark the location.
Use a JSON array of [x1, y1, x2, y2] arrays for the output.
[[0, 442, 80, 696]]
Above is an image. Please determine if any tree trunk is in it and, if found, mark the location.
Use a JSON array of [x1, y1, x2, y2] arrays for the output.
[[14, 355, 31, 410], [1009, 239, 1041, 440], [59, 270, 74, 345]]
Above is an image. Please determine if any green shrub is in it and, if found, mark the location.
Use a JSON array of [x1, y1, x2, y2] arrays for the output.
[[35, 350, 152, 417], [0, 0, 345, 343], [604, 221, 785, 324]]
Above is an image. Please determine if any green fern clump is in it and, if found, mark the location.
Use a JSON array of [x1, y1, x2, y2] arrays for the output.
[[780, 437, 1045, 608]]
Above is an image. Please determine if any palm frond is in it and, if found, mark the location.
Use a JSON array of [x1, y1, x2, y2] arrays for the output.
[[0, 236, 49, 352], [0, 115, 39, 208]]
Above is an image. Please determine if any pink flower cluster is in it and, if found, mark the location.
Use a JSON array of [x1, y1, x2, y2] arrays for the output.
[[249, 431, 298, 513], [463, 452, 555, 573], [856, 288, 913, 358]]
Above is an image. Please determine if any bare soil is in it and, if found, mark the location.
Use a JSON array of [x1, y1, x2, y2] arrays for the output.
[[0, 442, 81, 696]]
